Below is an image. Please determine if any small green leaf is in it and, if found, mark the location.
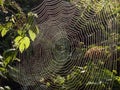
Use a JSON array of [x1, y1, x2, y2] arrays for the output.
[[14, 36, 23, 46], [3, 56, 12, 67], [14, 36, 23, 43], [6, 22, 12, 28], [1, 28, 8, 37], [23, 37, 30, 49], [17, 30, 23, 35], [19, 42, 25, 53], [3, 49, 17, 67], [28, 30, 36, 41], [0, 67, 6, 72]]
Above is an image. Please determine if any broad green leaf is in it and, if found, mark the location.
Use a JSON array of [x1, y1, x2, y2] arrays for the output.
[[19, 37, 30, 53], [23, 37, 30, 49], [19, 41, 25, 53], [14, 36, 23, 42], [14, 36, 23, 46], [28, 30, 36, 41], [1, 28, 8, 37]]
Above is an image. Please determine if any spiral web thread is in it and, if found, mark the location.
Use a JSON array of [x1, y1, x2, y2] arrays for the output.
[[11, 0, 118, 90]]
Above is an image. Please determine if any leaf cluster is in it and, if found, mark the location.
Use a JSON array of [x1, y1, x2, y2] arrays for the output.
[[0, 0, 39, 89]]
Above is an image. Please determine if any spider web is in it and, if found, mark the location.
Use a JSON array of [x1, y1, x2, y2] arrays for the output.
[[9, 0, 118, 90]]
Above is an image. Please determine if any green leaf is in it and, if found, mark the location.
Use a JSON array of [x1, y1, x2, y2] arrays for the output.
[[14, 36, 23, 46], [0, 67, 6, 72], [3, 56, 12, 67], [14, 36, 30, 53], [6, 22, 12, 28], [0, 0, 4, 6], [19, 42, 25, 53], [3, 49, 17, 67], [17, 30, 23, 35], [1, 28, 8, 37], [14, 36, 23, 43], [19, 37, 30, 53], [28, 30, 36, 41], [23, 37, 30, 49]]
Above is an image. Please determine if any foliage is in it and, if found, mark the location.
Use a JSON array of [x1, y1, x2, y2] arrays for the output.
[[0, 0, 39, 89], [42, 65, 120, 90], [39, 0, 120, 90]]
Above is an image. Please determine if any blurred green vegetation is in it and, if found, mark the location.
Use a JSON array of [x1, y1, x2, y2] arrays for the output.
[[0, 0, 40, 89]]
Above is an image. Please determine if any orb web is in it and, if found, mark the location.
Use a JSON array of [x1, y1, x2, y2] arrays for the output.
[[9, 0, 118, 90]]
